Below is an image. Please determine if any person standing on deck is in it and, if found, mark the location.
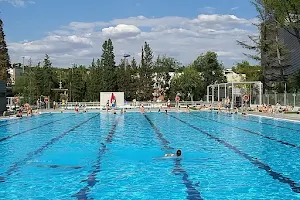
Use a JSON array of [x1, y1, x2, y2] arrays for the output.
[[36, 99, 40, 109], [106, 100, 110, 112], [167, 99, 171, 110], [217, 102, 222, 114], [53, 101, 56, 110], [225, 97, 231, 112]]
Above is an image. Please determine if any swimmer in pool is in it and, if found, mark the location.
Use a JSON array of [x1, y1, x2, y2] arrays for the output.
[[164, 149, 182, 157]]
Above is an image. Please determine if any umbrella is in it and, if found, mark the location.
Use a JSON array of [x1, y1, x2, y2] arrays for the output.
[[110, 93, 116, 103]]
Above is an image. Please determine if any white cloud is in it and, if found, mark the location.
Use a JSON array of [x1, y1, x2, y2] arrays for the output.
[[0, 0, 34, 6], [7, 14, 257, 67], [231, 7, 239, 10], [102, 24, 141, 39]]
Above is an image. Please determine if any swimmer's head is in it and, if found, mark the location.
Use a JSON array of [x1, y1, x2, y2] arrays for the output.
[[176, 149, 182, 156]]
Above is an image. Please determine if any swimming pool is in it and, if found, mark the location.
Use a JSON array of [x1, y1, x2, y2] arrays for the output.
[[0, 111, 300, 199]]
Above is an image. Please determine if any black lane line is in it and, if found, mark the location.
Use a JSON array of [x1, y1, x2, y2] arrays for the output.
[[72, 116, 121, 200], [218, 112, 300, 132], [34, 164, 82, 170], [0, 113, 100, 181], [144, 115, 173, 151], [191, 113, 300, 149], [0, 114, 75, 143], [168, 113, 300, 193], [144, 115, 203, 200], [0, 112, 52, 128]]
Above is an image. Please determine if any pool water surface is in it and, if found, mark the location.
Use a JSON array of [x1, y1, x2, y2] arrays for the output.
[[0, 111, 300, 199]]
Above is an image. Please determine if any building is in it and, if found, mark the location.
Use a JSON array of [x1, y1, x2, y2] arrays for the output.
[[224, 69, 246, 82], [8, 67, 22, 86], [279, 28, 300, 76], [261, 19, 300, 86]]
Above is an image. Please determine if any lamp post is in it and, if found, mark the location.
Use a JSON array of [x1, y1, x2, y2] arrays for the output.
[[123, 54, 130, 70]]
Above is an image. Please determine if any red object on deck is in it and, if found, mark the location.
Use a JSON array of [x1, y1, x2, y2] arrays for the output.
[[110, 93, 116, 103]]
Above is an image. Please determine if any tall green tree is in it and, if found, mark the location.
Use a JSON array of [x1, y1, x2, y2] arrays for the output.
[[129, 57, 139, 100], [237, 0, 290, 91], [232, 61, 263, 81], [263, 0, 300, 45], [0, 18, 10, 82], [116, 58, 136, 100], [86, 58, 102, 101], [42, 54, 57, 97], [137, 42, 154, 101], [170, 66, 204, 101], [193, 51, 226, 88], [154, 56, 181, 99], [101, 39, 116, 91], [288, 69, 300, 92], [70, 65, 87, 102]]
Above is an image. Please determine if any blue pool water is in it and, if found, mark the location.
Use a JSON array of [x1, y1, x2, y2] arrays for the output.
[[1, 111, 300, 199]]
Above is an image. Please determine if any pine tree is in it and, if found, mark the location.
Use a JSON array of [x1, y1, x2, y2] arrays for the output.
[[263, 0, 300, 45], [129, 57, 138, 100], [86, 58, 101, 101], [237, 0, 290, 90], [137, 42, 154, 101], [0, 18, 10, 82], [42, 54, 56, 96], [101, 39, 116, 91], [71, 65, 86, 101]]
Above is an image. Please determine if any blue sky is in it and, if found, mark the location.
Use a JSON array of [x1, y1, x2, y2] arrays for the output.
[[1, 0, 258, 67]]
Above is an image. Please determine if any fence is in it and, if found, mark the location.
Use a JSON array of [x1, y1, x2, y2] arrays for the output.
[[262, 93, 300, 107], [204, 92, 300, 107]]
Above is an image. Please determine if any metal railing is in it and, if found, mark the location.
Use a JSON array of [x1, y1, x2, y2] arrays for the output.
[[54, 101, 206, 110], [263, 93, 300, 107]]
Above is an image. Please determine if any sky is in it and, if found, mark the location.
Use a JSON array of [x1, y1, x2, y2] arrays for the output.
[[0, 0, 258, 68]]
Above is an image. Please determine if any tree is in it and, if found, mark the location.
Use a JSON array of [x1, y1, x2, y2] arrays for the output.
[[263, 0, 300, 45], [86, 58, 101, 101], [116, 58, 136, 100], [0, 18, 10, 82], [129, 57, 139, 100], [153, 56, 181, 100], [42, 54, 57, 97], [13, 66, 39, 104], [70, 65, 87, 101], [288, 69, 300, 92], [193, 51, 226, 88], [137, 42, 154, 101], [101, 39, 116, 91], [170, 66, 204, 101], [237, 0, 290, 91], [232, 61, 263, 81]]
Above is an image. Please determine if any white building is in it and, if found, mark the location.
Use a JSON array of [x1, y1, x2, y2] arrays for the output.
[[8, 68, 22, 86], [224, 69, 246, 82]]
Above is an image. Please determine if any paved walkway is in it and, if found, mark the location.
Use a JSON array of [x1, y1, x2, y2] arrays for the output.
[[246, 111, 300, 122]]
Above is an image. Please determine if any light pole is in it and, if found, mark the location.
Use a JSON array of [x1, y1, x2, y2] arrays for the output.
[[123, 54, 130, 70]]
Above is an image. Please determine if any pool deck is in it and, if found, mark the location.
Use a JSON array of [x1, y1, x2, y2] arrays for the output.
[[246, 111, 300, 122], [2, 108, 300, 123]]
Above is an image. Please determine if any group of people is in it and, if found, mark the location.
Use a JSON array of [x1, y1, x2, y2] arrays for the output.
[[257, 103, 294, 114], [16, 103, 33, 118], [74, 103, 87, 113], [141, 102, 190, 114]]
